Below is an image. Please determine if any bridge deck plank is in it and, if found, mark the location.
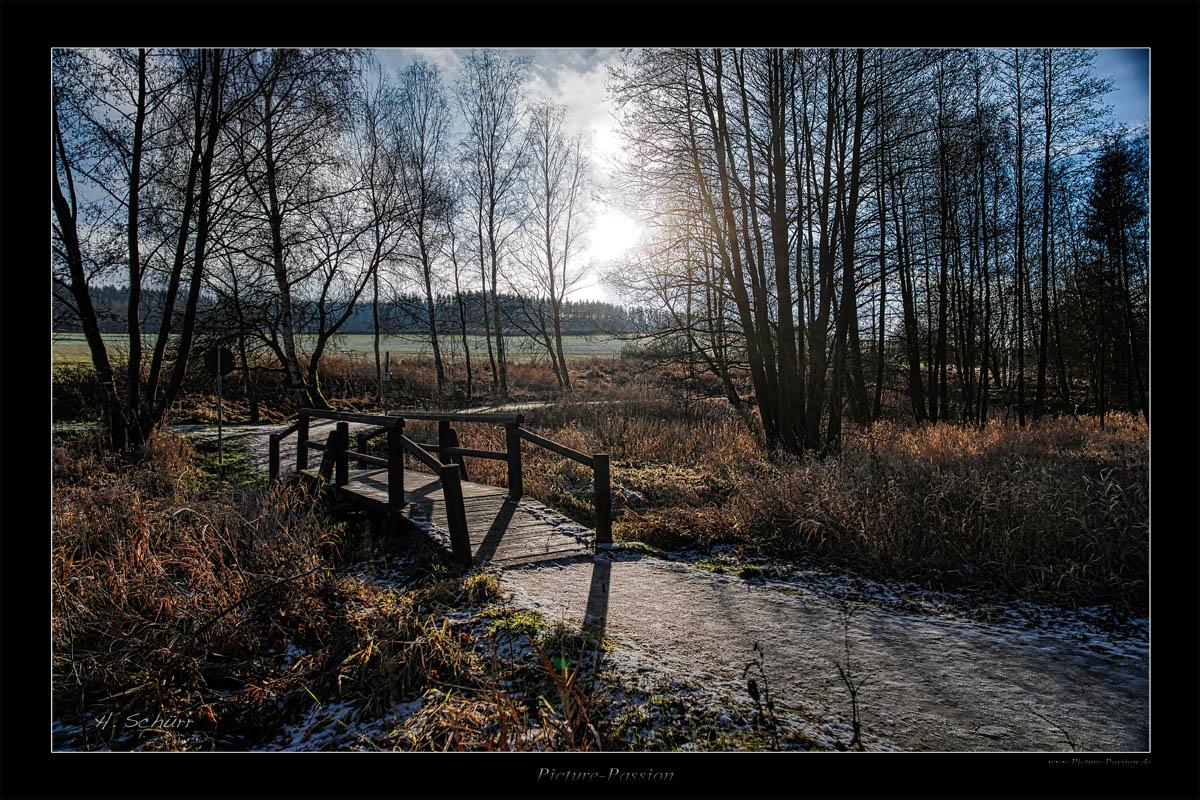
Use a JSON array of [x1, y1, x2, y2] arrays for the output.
[[300, 468, 593, 565]]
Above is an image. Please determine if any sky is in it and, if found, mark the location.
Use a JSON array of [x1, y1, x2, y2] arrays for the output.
[[1093, 48, 1149, 129], [380, 47, 1148, 305]]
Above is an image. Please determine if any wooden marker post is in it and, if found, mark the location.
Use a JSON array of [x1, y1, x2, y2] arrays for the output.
[[204, 347, 236, 478]]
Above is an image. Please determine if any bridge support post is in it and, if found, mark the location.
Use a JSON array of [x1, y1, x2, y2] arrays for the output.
[[593, 453, 612, 545], [505, 423, 523, 500], [386, 421, 405, 536], [297, 413, 310, 471], [335, 422, 349, 486], [440, 465, 473, 565]]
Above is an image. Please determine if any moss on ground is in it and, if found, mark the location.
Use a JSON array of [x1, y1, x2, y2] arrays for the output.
[[191, 437, 265, 489], [482, 605, 548, 639]]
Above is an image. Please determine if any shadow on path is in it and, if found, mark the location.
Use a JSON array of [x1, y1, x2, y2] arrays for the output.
[[473, 500, 518, 562], [580, 556, 612, 677]]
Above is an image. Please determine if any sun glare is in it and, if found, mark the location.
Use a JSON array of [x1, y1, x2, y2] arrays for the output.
[[585, 208, 642, 264]]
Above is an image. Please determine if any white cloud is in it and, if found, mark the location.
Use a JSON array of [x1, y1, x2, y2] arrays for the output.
[[377, 47, 462, 79], [522, 49, 623, 175]]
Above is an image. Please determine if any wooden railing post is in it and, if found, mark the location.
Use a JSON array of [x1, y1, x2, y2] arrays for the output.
[[593, 453, 612, 545], [335, 421, 349, 486], [504, 422, 523, 500], [297, 413, 310, 471], [440, 420, 468, 480], [440, 465, 473, 565], [268, 434, 280, 481], [355, 431, 369, 468], [386, 420, 406, 536]]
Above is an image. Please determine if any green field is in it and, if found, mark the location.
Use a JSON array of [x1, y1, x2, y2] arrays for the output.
[[52, 332, 628, 365]]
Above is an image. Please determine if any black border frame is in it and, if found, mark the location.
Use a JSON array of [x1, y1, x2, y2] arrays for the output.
[[6, 2, 1197, 798]]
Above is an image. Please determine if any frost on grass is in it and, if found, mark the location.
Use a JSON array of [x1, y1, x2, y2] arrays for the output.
[[265, 698, 426, 751]]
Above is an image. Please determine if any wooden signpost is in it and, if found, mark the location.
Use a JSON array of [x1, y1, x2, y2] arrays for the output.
[[204, 346, 236, 474]]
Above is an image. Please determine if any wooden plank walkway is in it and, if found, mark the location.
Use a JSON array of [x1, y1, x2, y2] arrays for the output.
[[301, 468, 594, 566]]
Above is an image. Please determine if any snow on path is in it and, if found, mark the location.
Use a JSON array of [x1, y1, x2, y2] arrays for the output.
[[173, 421, 1149, 752], [500, 552, 1148, 752], [172, 421, 348, 475]]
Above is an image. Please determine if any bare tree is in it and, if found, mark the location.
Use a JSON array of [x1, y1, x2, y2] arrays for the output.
[[229, 48, 363, 408], [351, 58, 409, 401], [456, 49, 530, 401], [443, 181, 475, 399], [510, 99, 591, 390], [53, 48, 231, 449], [397, 58, 453, 393]]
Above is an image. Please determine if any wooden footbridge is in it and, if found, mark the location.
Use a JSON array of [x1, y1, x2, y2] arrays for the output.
[[267, 409, 611, 566]]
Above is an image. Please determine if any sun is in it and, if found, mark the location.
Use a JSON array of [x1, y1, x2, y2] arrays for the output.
[[585, 207, 642, 265]]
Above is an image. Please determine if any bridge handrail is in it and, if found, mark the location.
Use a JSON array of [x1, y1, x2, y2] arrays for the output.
[[517, 428, 594, 468], [344, 450, 388, 468], [398, 434, 444, 473], [301, 408, 404, 427], [392, 410, 612, 545], [268, 420, 302, 480], [387, 409, 525, 425], [270, 405, 611, 548], [269, 420, 301, 441]]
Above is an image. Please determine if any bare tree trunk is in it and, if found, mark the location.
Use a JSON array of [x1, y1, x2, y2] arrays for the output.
[[447, 235, 474, 399], [891, 164, 927, 422], [692, 48, 779, 452], [125, 48, 148, 447], [551, 296, 570, 390], [238, 332, 260, 424], [826, 49, 866, 453], [803, 50, 845, 450], [1118, 204, 1148, 421], [261, 81, 306, 405], [373, 266, 383, 401], [54, 105, 127, 450], [873, 56, 888, 421], [1050, 231, 1072, 413], [477, 211, 497, 389], [157, 50, 226, 421], [417, 226, 447, 392], [144, 50, 205, 432], [489, 225, 509, 401], [1013, 49, 1027, 428], [1035, 51, 1052, 420]]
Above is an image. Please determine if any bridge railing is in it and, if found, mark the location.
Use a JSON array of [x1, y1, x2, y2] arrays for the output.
[[271, 408, 474, 563], [268, 407, 613, 550], [387, 409, 612, 546]]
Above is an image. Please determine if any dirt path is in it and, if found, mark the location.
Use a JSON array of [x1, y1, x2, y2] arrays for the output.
[[176, 421, 1149, 752], [500, 552, 1147, 751]]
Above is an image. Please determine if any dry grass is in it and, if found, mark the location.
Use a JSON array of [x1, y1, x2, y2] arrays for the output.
[[637, 413, 1148, 610], [51, 431, 611, 751], [417, 398, 1148, 611]]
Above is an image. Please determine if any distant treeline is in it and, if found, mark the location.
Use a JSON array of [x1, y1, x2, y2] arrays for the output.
[[54, 285, 650, 336]]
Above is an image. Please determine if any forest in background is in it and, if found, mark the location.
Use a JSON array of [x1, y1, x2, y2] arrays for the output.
[[53, 285, 644, 335]]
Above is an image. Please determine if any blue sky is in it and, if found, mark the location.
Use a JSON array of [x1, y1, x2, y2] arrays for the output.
[[1094, 48, 1149, 128]]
